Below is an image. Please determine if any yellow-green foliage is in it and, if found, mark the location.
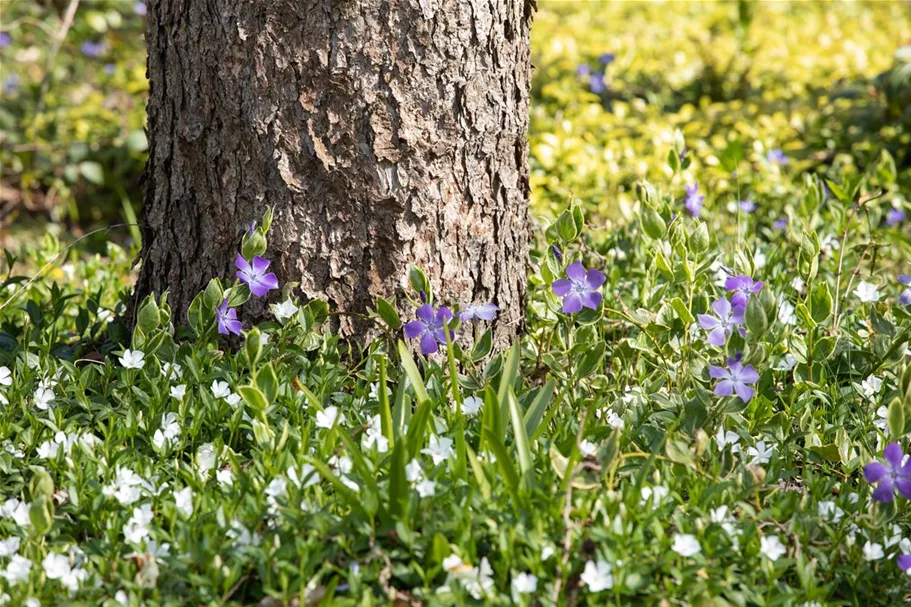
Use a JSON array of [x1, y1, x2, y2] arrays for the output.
[[530, 2, 911, 227]]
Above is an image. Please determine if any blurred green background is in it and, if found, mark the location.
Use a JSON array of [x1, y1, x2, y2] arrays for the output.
[[1, 1, 909, 253]]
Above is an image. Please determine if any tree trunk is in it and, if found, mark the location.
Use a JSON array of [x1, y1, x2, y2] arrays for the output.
[[136, 0, 532, 351]]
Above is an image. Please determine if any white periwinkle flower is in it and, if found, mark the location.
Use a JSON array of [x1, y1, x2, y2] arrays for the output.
[[854, 281, 879, 303], [119, 349, 145, 369], [271, 299, 299, 322], [580, 559, 614, 592], [672, 533, 701, 557], [421, 435, 455, 465], [760, 535, 786, 561]]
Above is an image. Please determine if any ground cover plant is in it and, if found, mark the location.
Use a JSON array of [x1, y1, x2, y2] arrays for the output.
[[2, 2, 911, 606]]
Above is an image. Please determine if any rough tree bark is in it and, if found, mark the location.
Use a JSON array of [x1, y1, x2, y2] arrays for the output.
[[136, 0, 533, 351]]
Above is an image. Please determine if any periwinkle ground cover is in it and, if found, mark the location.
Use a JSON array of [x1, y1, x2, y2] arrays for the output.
[[2, 2, 911, 606]]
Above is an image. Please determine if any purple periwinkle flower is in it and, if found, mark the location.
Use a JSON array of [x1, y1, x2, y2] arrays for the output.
[[551, 243, 564, 263], [863, 442, 911, 503], [709, 359, 759, 403], [104, 63, 115, 75], [0, 32, 10, 48], [599, 53, 615, 65], [576, 64, 591, 77], [684, 183, 704, 217], [738, 200, 756, 213], [899, 275, 911, 306], [725, 275, 764, 308], [766, 148, 787, 165], [215, 299, 242, 336], [459, 303, 499, 322], [81, 41, 106, 58], [898, 553, 911, 576], [133, 2, 148, 16], [773, 216, 788, 230], [236, 253, 279, 298], [887, 208, 906, 227], [551, 262, 606, 314], [698, 298, 745, 346], [589, 73, 606, 94], [404, 304, 454, 355]]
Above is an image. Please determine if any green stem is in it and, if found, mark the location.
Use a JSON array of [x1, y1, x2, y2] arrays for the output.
[[378, 356, 393, 445]]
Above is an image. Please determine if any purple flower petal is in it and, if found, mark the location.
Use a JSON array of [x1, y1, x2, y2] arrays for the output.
[[404, 320, 427, 339], [739, 365, 760, 384], [697, 314, 721, 330], [566, 262, 586, 282], [251, 256, 271, 274], [899, 275, 911, 286], [580, 291, 602, 310], [585, 269, 606, 289], [709, 365, 729, 380], [884, 442, 904, 469], [733, 383, 754, 403], [235, 253, 252, 275], [897, 554, 911, 572], [416, 304, 435, 324], [562, 293, 584, 314], [707, 327, 726, 346], [714, 380, 734, 397], [900, 289, 911, 306], [436, 306, 454, 325], [872, 478, 896, 503], [711, 297, 732, 319], [419, 331, 439, 355], [551, 278, 572, 297], [731, 305, 745, 324], [864, 461, 888, 483], [896, 478, 911, 500], [730, 293, 748, 308]]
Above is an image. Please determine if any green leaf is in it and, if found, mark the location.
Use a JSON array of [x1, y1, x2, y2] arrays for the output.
[[388, 439, 408, 518], [136, 296, 160, 333], [255, 363, 279, 404], [745, 297, 769, 336], [888, 397, 905, 439], [666, 148, 681, 174], [641, 206, 666, 239], [398, 340, 430, 405], [813, 337, 836, 361], [378, 356, 394, 445], [405, 398, 434, 461], [555, 208, 579, 242], [408, 266, 430, 297], [810, 283, 833, 324], [506, 389, 534, 489], [245, 328, 264, 367], [670, 297, 695, 324], [376, 297, 402, 330], [471, 329, 493, 362], [238, 385, 269, 415], [483, 429, 521, 505], [497, 343, 520, 442], [665, 437, 697, 468], [465, 445, 491, 500], [392, 374, 411, 440], [523, 380, 554, 438], [807, 444, 842, 463], [824, 178, 851, 203], [575, 342, 604, 379]]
